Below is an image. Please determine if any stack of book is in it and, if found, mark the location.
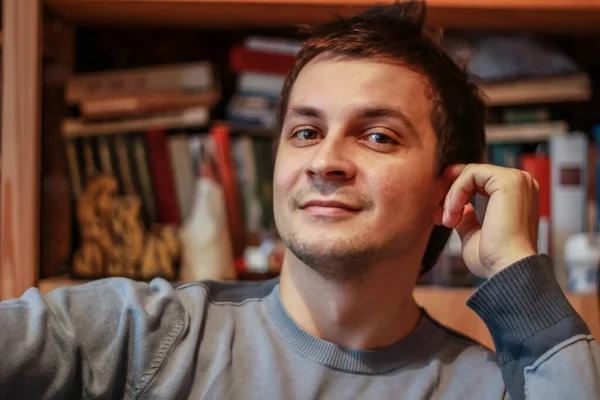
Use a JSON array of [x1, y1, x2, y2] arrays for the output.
[[226, 36, 302, 128]]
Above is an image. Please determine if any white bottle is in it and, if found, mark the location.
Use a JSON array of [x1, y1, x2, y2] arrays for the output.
[[565, 233, 600, 294], [179, 162, 237, 282]]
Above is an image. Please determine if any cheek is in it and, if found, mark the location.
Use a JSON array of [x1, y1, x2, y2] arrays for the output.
[[370, 166, 436, 214], [273, 154, 301, 202]]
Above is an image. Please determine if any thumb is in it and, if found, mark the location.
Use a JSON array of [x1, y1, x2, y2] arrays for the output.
[[455, 203, 481, 242]]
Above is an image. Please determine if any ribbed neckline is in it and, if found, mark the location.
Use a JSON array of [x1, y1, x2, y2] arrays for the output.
[[264, 283, 446, 375]]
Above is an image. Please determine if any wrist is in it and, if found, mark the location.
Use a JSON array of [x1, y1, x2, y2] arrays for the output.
[[486, 248, 537, 279]]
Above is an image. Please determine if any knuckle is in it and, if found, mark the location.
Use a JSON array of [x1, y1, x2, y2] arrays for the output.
[[513, 169, 529, 184]]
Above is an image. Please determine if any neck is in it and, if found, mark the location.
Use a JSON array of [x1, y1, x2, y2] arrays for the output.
[[279, 250, 422, 350]]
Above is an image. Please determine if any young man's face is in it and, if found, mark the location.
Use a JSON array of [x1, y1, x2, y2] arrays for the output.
[[274, 55, 447, 282]]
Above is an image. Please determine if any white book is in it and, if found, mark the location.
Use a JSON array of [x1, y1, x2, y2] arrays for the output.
[[237, 72, 286, 98], [244, 36, 303, 55], [168, 135, 196, 222], [550, 132, 589, 289], [485, 121, 568, 144]]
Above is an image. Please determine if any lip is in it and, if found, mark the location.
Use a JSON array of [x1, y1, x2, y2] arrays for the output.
[[299, 200, 361, 217], [300, 200, 360, 211]]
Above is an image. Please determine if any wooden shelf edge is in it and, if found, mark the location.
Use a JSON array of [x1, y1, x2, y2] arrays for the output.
[[44, 0, 600, 32]]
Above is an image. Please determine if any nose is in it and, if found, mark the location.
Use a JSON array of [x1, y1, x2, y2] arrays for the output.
[[304, 129, 356, 182]]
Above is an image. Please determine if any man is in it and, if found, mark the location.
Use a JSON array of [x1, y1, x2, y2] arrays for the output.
[[1, 1, 599, 399]]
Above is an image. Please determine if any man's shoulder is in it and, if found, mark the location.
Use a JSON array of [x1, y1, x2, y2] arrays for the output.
[[39, 275, 279, 319]]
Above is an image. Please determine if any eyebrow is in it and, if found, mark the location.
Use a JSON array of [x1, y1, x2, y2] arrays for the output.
[[285, 105, 419, 138], [286, 105, 325, 120], [361, 107, 419, 138]]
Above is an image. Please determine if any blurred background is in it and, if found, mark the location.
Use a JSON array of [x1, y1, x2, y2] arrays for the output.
[[1, 0, 600, 349]]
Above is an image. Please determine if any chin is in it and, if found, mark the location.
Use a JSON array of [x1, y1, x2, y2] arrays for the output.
[[281, 228, 383, 283]]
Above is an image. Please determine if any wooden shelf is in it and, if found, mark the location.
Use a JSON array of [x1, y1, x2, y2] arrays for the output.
[[37, 276, 600, 350], [45, 0, 600, 32]]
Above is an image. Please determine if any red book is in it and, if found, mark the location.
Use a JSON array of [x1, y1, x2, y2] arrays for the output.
[[230, 46, 296, 76], [521, 154, 551, 218], [145, 129, 181, 225], [521, 153, 551, 255], [210, 123, 247, 270]]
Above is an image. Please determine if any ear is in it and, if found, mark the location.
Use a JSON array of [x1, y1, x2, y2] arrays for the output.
[[431, 175, 450, 226]]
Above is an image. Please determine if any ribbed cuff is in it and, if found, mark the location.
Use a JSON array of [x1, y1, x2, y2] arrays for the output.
[[467, 254, 588, 364]]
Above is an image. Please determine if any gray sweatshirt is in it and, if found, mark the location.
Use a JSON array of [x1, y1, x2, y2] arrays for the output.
[[1, 254, 599, 399]]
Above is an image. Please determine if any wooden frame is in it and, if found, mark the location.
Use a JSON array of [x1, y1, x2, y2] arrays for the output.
[[0, 0, 43, 301], [45, 0, 600, 32]]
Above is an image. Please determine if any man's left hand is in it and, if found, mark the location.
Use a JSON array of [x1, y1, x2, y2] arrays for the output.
[[442, 163, 540, 279]]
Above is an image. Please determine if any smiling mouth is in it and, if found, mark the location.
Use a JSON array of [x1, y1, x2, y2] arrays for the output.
[[299, 200, 361, 216]]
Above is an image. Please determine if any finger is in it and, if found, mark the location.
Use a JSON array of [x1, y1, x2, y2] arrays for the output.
[[444, 164, 501, 219], [454, 203, 481, 241], [443, 163, 467, 180], [445, 165, 489, 196]]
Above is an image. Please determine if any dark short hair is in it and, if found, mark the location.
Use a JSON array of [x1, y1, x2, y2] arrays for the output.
[[276, 0, 487, 274]]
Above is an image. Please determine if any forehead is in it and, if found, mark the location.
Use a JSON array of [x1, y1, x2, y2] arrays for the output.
[[287, 56, 433, 123]]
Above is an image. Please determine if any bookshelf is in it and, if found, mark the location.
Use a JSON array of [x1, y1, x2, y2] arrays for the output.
[[1, 0, 599, 347]]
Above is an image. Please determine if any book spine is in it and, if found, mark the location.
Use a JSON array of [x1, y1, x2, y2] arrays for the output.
[[114, 135, 136, 196], [61, 107, 210, 138], [488, 143, 522, 169], [231, 136, 262, 245], [550, 133, 588, 289], [243, 36, 302, 55], [66, 62, 214, 103], [131, 134, 158, 225], [230, 46, 295, 75], [210, 123, 246, 266], [64, 138, 83, 200], [521, 154, 551, 256], [145, 129, 182, 225], [237, 72, 285, 99], [167, 134, 197, 222], [79, 88, 220, 120]]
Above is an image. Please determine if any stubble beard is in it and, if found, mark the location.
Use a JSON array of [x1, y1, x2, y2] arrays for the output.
[[281, 227, 403, 284]]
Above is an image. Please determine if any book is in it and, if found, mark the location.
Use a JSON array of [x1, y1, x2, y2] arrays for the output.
[[479, 73, 591, 106], [489, 143, 522, 169], [66, 61, 214, 104], [236, 72, 285, 99], [550, 132, 588, 289], [130, 134, 158, 225], [231, 136, 262, 244], [168, 134, 197, 222], [210, 124, 246, 263], [243, 36, 302, 56], [145, 129, 182, 225], [79, 88, 220, 120], [521, 154, 551, 256], [230, 46, 296, 75], [485, 121, 568, 144], [61, 107, 210, 138]]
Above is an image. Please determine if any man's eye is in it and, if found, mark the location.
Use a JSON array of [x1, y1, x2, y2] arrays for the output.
[[293, 129, 319, 141], [365, 133, 397, 145]]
